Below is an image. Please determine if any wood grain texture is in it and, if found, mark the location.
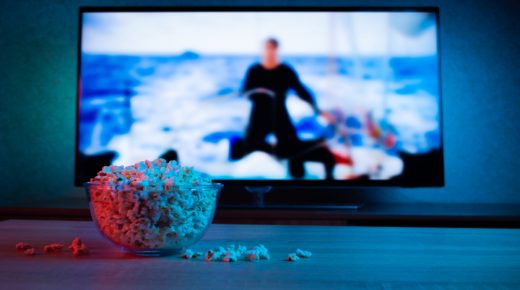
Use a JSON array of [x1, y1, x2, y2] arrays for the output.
[[1, 220, 520, 289]]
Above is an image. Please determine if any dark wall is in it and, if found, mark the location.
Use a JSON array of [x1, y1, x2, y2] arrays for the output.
[[0, 0, 519, 207]]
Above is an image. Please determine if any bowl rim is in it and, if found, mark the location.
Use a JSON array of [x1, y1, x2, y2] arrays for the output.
[[84, 181, 223, 189], [84, 182, 223, 203]]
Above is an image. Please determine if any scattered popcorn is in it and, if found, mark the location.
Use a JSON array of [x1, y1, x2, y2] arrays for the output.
[[229, 244, 247, 256], [223, 251, 237, 262], [16, 242, 32, 252], [181, 249, 194, 259], [43, 243, 64, 254], [287, 253, 300, 262], [204, 249, 217, 261], [179, 245, 313, 263], [201, 244, 269, 262], [23, 248, 36, 256], [181, 249, 203, 259], [252, 244, 271, 260], [243, 250, 258, 261], [69, 238, 89, 256], [295, 249, 312, 258], [243, 244, 270, 261], [88, 159, 219, 250], [204, 247, 225, 261]]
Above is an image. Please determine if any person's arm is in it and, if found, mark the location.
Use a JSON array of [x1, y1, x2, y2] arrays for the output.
[[288, 67, 320, 114]]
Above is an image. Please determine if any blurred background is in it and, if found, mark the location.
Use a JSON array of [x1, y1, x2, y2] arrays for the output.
[[0, 0, 519, 208]]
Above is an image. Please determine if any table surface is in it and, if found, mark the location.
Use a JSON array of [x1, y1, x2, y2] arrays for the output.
[[1, 220, 520, 290]]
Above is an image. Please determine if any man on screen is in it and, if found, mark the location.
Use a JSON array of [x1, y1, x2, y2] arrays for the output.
[[237, 38, 337, 179]]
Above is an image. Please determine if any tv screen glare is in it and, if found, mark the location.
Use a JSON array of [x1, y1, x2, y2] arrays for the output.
[[76, 7, 443, 186]]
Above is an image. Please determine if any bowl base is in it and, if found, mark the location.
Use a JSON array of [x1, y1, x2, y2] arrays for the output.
[[123, 247, 184, 257]]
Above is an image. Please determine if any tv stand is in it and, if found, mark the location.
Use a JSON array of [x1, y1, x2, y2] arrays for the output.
[[241, 186, 363, 210]]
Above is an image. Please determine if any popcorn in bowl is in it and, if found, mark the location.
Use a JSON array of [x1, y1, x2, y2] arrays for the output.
[[85, 159, 222, 256]]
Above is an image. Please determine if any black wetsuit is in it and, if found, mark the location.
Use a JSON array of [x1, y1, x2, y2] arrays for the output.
[[242, 63, 318, 157], [239, 63, 335, 179]]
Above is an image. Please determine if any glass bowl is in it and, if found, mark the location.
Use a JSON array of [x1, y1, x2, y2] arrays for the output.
[[85, 182, 223, 256]]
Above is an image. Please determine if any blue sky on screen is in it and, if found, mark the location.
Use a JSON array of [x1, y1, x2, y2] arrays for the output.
[[82, 12, 437, 56]]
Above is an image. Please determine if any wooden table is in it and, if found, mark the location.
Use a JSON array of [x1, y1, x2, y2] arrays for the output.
[[1, 220, 519, 289]]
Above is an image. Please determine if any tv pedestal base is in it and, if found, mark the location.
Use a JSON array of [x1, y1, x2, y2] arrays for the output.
[[242, 186, 363, 210]]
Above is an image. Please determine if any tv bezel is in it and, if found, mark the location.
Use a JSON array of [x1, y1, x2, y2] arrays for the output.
[[74, 6, 444, 188]]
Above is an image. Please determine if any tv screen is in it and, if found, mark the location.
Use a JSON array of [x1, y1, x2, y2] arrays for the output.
[[76, 7, 443, 187]]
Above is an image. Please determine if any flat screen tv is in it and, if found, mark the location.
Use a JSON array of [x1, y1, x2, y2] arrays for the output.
[[75, 7, 443, 188]]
